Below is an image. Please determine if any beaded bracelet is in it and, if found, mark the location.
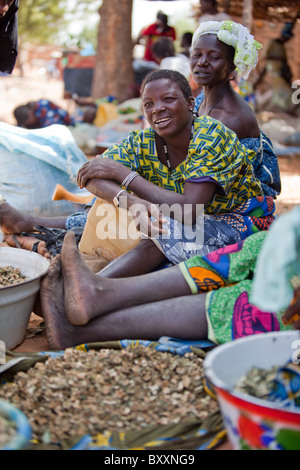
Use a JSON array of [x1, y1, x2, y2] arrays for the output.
[[121, 171, 138, 189]]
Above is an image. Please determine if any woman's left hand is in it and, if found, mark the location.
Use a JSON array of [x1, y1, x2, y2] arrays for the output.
[[77, 156, 130, 189], [128, 198, 167, 238]]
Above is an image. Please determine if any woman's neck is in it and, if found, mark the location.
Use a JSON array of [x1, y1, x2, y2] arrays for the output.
[[164, 116, 194, 152], [156, 117, 194, 171], [200, 81, 232, 116]]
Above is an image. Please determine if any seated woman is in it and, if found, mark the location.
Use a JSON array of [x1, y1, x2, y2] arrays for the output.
[[2, 68, 274, 273], [74, 67, 274, 272], [40, 224, 297, 351], [190, 20, 281, 198], [2, 22, 280, 263]]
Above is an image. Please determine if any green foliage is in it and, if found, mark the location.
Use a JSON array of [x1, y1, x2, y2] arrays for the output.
[[18, 0, 99, 46], [18, 0, 67, 44]]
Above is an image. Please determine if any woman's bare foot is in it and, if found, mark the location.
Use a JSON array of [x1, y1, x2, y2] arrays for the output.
[[4, 234, 51, 259], [61, 231, 114, 326], [0, 202, 35, 234], [40, 255, 81, 349]]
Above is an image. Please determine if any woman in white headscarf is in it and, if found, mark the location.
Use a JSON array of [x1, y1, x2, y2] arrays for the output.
[[190, 20, 281, 199]]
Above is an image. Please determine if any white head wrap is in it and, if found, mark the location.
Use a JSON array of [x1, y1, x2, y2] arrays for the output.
[[192, 20, 262, 79]]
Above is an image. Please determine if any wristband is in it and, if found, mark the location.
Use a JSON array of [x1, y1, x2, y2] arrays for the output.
[[121, 171, 138, 189]]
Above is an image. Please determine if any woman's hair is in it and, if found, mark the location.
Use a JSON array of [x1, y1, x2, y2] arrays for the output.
[[156, 11, 168, 25], [222, 42, 235, 66], [151, 37, 175, 59], [140, 69, 192, 100]]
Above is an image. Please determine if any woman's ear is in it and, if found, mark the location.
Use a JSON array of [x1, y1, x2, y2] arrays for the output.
[[188, 96, 195, 110], [228, 63, 236, 78], [229, 69, 238, 81]]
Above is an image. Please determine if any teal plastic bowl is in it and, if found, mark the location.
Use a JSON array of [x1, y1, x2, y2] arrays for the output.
[[0, 399, 32, 450]]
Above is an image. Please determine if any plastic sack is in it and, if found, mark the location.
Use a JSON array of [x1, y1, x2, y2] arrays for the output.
[[0, 122, 88, 216]]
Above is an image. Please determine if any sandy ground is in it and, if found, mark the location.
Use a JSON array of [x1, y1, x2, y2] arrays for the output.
[[2, 71, 300, 451]]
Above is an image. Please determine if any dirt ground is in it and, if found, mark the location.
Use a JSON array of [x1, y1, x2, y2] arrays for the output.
[[2, 72, 300, 450]]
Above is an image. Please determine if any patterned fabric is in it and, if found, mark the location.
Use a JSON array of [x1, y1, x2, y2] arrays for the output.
[[179, 231, 292, 344], [66, 212, 88, 231], [192, 20, 262, 79], [211, 195, 275, 236], [194, 91, 281, 198], [152, 195, 275, 264], [268, 362, 300, 409], [151, 211, 243, 264], [34, 100, 76, 128], [102, 116, 263, 215]]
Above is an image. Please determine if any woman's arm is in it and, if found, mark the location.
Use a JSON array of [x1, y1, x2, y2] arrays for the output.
[[85, 177, 167, 237], [78, 158, 217, 225]]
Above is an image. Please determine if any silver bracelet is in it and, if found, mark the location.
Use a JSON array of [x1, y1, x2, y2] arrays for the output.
[[121, 171, 138, 189], [113, 189, 127, 207]]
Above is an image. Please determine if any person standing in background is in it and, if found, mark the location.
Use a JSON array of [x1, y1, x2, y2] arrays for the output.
[[0, 0, 19, 74], [136, 11, 176, 64], [180, 32, 193, 58]]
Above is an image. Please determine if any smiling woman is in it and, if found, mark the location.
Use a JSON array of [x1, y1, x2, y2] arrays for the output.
[[72, 68, 276, 276], [141, 70, 194, 143], [190, 20, 281, 199], [1, 69, 275, 276]]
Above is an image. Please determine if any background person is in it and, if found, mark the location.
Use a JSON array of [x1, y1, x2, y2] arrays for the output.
[[180, 32, 193, 58], [151, 37, 191, 80], [14, 99, 77, 129], [0, 0, 18, 75], [254, 18, 299, 113], [136, 11, 176, 64]]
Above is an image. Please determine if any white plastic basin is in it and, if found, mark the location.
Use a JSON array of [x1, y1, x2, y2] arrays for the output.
[[0, 247, 49, 350]]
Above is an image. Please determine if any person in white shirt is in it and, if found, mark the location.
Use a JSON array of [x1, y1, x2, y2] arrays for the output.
[[151, 37, 191, 80]]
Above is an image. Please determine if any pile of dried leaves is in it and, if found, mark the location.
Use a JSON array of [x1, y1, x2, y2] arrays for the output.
[[0, 347, 217, 444], [0, 413, 16, 447], [234, 366, 279, 400], [0, 266, 26, 287]]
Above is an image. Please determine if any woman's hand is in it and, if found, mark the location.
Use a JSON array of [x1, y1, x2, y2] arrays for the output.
[[282, 286, 300, 329], [128, 198, 167, 238], [77, 157, 130, 189]]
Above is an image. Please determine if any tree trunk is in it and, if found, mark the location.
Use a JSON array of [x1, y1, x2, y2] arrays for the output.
[[91, 0, 134, 100], [242, 0, 253, 31]]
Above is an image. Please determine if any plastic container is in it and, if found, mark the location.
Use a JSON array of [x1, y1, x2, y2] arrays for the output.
[[0, 247, 49, 349], [204, 331, 300, 450], [0, 399, 32, 450]]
